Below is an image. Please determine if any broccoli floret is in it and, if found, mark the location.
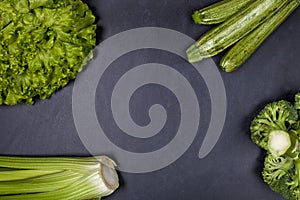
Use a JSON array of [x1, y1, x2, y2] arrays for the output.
[[269, 175, 297, 200], [262, 154, 297, 200], [263, 154, 293, 185], [251, 100, 298, 150]]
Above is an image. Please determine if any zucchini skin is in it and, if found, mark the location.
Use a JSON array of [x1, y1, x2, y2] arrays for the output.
[[220, 0, 300, 72], [187, 0, 289, 63], [193, 0, 254, 25]]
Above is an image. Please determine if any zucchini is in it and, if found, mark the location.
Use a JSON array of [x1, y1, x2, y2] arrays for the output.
[[186, 0, 289, 63], [193, 0, 254, 25], [220, 0, 300, 72]]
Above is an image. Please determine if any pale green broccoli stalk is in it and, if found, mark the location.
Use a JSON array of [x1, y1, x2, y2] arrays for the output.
[[268, 130, 299, 159], [268, 130, 291, 157]]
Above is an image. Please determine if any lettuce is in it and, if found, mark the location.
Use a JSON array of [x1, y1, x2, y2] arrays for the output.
[[0, 0, 96, 105]]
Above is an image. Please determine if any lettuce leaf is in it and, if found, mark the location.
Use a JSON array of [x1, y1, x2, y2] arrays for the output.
[[0, 0, 96, 105]]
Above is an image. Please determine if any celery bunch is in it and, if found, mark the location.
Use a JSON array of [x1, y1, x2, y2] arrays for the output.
[[0, 156, 119, 200]]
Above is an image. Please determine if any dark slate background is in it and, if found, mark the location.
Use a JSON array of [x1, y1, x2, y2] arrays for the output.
[[0, 0, 299, 199]]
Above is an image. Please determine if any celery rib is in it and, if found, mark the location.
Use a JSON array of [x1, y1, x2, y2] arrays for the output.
[[0, 173, 104, 200], [0, 169, 61, 182], [0, 170, 83, 195], [0, 156, 100, 171]]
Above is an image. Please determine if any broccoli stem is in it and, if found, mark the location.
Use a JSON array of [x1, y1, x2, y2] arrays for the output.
[[268, 130, 292, 157], [290, 158, 300, 189], [268, 130, 300, 159]]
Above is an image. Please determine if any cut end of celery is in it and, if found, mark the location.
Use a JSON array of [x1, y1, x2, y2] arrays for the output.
[[98, 156, 119, 195], [102, 165, 119, 189]]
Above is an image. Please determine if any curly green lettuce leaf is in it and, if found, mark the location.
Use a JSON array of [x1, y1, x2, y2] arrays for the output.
[[0, 0, 96, 105]]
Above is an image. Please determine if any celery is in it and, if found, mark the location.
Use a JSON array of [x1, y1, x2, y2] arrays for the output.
[[0, 156, 119, 199]]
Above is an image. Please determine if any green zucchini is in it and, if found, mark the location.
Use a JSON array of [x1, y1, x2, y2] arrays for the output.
[[193, 0, 254, 25], [220, 0, 300, 72], [186, 0, 288, 63]]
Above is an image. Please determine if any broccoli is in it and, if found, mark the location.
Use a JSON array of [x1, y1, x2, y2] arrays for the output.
[[251, 100, 298, 150], [268, 130, 299, 159], [262, 154, 293, 185], [269, 173, 297, 200], [262, 154, 300, 200], [251, 93, 300, 200]]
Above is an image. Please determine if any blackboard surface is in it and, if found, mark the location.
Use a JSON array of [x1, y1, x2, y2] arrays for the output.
[[0, 0, 299, 199]]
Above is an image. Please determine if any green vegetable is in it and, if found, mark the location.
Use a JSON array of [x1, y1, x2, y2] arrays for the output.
[[187, 0, 288, 63], [192, 0, 254, 25], [250, 93, 300, 199], [250, 100, 297, 150], [262, 152, 300, 200], [268, 130, 292, 157], [0, 169, 61, 181], [262, 154, 297, 200], [268, 130, 299, 159], [220, 0, 300, 72], [187, 0, 299, 71], [0, 0, 96, 105], [0, 156, 119, 199]]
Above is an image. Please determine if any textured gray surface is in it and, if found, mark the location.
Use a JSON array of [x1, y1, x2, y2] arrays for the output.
[[0, 0, 300, 199]]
